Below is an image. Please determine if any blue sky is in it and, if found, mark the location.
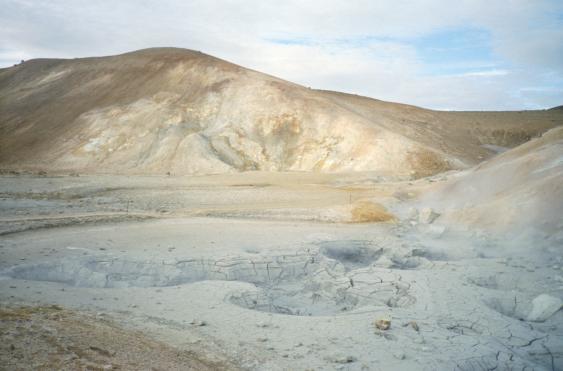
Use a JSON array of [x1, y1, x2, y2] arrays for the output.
[[413, 27, 497, 75], [268, 27, 502, 77], [1, 0, 562, 110]]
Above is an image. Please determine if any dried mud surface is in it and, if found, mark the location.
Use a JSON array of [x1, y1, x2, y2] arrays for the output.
[[0, 130, 562, 370]]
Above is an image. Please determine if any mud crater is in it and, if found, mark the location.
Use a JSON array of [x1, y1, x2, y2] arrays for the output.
[[5, 242, 415, 316], [317, 240, 383, 270]]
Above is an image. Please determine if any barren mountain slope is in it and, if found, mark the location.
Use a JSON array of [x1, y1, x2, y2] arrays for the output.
[[1, 47, 561, 176], [422, 126, 563, 242]]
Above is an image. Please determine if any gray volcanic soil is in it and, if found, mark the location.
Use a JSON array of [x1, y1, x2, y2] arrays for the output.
[[1, 129, 562, 371]]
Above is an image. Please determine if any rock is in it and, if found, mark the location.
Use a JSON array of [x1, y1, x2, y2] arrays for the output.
[[527, 294, 562, 322], [410, 248, 426, 257], [190, 319, 207, 326], [374, 317, 391, 330], [374, 255, 394, 269], [332, 355, 357, 364], [393, 351, 406, 360], [419, 208, 440, 224], [409, 321, 419, 332], [90, 346, 115, 357]]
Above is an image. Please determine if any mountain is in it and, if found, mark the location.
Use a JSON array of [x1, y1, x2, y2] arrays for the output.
[[1, 47, 562, 176]]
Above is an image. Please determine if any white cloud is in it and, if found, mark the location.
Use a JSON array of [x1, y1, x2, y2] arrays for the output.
[[456, 69, 509, 77], [0, 0, 561, 110]]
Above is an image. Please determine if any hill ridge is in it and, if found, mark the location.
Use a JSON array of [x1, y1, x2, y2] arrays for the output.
[[1, 47, 562, 176]]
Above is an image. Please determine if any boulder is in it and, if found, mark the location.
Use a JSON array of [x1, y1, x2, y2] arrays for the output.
[[527, 294, 562, 322]]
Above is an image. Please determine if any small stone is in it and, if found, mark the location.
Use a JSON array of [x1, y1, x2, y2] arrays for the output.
[[374, 256, 394, 269], [419, 208, 440, 224], [374, 317, 391, 331], [410, 249, 426, 257], [257, 337, 268, 342], [409, 321, 420, 332], [190, 319, 207, 326], [333, 355, 357, 364], [393, 352, 406, 360], [89, 346, 115, 357]]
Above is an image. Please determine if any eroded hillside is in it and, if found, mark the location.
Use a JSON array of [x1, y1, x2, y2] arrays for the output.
[[1, 48, 561, 176]]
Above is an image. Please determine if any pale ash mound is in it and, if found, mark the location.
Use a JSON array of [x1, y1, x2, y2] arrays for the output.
[[424, 126, 563, 240], [1, 48, 562, 176]]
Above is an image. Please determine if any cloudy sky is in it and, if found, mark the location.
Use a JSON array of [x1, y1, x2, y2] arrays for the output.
[[2, 0, 562, 110]]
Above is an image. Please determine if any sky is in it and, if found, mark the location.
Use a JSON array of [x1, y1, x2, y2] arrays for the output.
[[1, 0, 562, 110]]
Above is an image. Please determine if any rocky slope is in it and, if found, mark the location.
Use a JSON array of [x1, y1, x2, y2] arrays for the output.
[[422, 126, 563, 244], [1, 48, 561, 176]]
